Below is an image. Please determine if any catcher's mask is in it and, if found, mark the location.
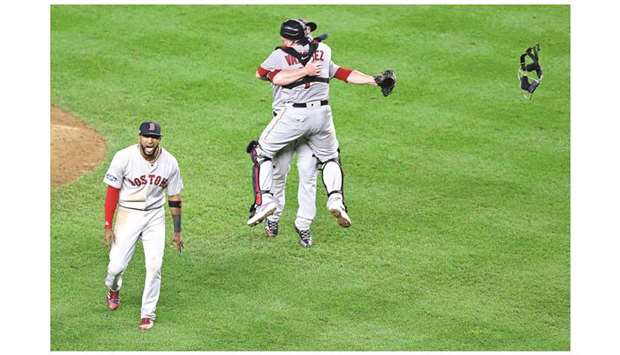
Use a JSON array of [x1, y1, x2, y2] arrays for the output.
[[518, 43, 543, 99]]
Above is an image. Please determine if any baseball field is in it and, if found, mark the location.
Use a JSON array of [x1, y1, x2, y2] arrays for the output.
[[51, 5, 570, 351]]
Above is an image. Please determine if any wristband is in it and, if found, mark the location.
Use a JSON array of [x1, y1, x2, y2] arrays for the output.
[[172, 214, 182, 233]]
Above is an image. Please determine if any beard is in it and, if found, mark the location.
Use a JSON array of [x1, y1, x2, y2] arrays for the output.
[[140, 144, 159, 158]]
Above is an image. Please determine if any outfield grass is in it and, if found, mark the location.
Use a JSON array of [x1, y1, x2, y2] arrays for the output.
[[51, 5, 570, 350]]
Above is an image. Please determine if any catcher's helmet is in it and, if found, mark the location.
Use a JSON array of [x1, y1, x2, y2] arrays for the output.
[[280, 19, 306, 41]]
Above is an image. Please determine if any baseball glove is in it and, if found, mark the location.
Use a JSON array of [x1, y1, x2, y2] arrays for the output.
[[374, 69, 396, 97]]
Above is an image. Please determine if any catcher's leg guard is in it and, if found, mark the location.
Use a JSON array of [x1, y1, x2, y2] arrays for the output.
[[527, 79, 541, 94], [518, 71, 541, 95], [320, 153, 351, 227], [246, 140, 276, 226], [520, 74, 530, 91], [518, 44, 543, 98], [322, 158, 344, 204]]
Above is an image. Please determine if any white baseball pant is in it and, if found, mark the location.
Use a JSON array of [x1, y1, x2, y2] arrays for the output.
[[105, 206, 165, 320], [257, 103, 344, 209], [268, 138, 318, 230]]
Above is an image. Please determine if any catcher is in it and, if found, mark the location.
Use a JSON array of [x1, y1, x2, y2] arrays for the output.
[[247, 18, 397, 241]]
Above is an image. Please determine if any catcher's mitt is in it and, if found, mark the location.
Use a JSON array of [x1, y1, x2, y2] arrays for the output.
[[374, 69, 396, 97]]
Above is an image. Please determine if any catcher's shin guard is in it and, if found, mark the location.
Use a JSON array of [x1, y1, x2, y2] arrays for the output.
[[320, 153, 347, 211], [518, 44, 543, 98], [322, 160, 343, 200], [321, 156, 351, 228], [246, 140, 275, 224]]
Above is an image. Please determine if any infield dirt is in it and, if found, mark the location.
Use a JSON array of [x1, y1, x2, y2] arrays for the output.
[[51, 106, 106, 187]]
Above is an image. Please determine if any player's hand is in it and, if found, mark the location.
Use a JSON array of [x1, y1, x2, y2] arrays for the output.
[[304, 62, 322, 76], [104, 228, 116, 249], [172, 232, 184, 254]]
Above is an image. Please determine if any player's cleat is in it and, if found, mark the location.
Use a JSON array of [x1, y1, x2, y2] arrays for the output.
[[328, 202, 352, 228], [106, 289, 120, 310], [247, 202, 277, 227], [138, 317, 154, 331], [295, 226, 313, 248], [265, 219, 279, 238]]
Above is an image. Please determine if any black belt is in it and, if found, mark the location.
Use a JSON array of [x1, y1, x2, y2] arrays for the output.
[[120, 204, 164, 211], [292, 100, 329, 108]]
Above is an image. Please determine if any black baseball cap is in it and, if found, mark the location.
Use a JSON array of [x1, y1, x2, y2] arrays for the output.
[[299, 19, 317, 32], [139, 121, 161, 138], [280, 19, 306, 41]]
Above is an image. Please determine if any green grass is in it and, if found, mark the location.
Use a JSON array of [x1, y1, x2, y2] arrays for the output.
[[51, 5, 570, 351]]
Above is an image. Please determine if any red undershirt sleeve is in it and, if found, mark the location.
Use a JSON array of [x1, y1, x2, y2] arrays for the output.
[[104, 185, 120, 229], [334, 67, 353, 82], [257, 66, 269, 77]]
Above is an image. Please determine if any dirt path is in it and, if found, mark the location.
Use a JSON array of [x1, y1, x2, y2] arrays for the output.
[[51, 106, 107, 187]]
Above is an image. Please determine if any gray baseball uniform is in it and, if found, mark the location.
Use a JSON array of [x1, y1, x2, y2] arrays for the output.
[[257, 41, 342, 162]]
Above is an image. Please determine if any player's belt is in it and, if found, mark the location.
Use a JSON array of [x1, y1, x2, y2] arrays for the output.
[[292, 100, 329, 108], [119, 204, 164, 211]]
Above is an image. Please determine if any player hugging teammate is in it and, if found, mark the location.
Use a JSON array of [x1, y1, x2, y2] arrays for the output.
[[247, 18, 396, 247]]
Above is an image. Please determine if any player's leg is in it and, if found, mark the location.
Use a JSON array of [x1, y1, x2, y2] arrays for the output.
[[247, 108, 305, 226], [138, 207, 166, 324], [247, 139, 274, 226], [294, 140, 319, 247], [105, 208, 143, 309], [266, 142, 294, 237], [322, 154, 351, 228], [105, 208, 142, 290], [306, 106, 351, 227], [295, 140, 319, 230]]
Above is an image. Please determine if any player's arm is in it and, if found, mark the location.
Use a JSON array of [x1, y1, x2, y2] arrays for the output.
[[333, 66, 377, 85], [271, 63, 321, 85], [332, 62, 395, 96], [102, 152, 124, 248], [168, 194, 184, 253], [256, 67, 270, 80], [103, 185, 120, 248], [257, 67, 315, 84], [343, 70, 378, 85]]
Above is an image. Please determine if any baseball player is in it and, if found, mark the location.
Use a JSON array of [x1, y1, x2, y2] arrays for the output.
[[259, 20, 321, 247], [103, 121, 184, 331], [247, 19, 396, 246]]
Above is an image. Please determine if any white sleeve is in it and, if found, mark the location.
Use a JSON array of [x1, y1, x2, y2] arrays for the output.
[[103, 151, 125, 189], [328, 61, 341, 79], [166, 160, 184, 196], [260, 50, 281, 71]]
